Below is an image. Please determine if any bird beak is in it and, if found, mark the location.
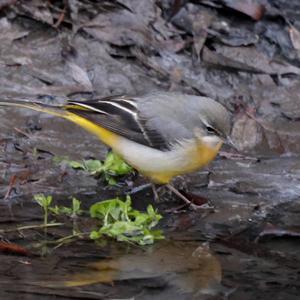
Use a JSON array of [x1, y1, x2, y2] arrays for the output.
[[225, 136, 239, 151]]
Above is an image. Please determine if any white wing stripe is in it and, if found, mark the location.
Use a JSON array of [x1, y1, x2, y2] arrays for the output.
[[100, 101, 137, 116], [103, 97, 138, 108], [101, 101, 153, 146], [116, 98, 138, 108], [69, 99, 153, 146], [68, 102, 109, 115]]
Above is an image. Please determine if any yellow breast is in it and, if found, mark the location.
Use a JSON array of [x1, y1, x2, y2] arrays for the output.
[[146, 140, 223, 184]]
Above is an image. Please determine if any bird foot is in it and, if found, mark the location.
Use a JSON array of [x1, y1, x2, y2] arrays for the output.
[[165, 184, 214, 211]]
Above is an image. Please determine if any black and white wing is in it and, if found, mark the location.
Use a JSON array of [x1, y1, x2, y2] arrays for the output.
[[66, 95, 169, 150]]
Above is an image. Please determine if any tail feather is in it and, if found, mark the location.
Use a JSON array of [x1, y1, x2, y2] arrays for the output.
[[0, 98, 119, 148], [0, 99, 67, 118]]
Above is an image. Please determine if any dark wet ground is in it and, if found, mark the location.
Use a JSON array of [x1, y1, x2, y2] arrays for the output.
[[1, 1, 300, 299]]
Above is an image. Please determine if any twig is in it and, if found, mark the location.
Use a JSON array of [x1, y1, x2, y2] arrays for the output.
[[0, 222, 64, 234], [13, 127, 31, 138], [53, 8, 66, 28], [4, 175, 17, 200]]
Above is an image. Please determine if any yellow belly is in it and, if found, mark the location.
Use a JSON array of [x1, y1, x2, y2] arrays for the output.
[[143, 140, 223, 184]]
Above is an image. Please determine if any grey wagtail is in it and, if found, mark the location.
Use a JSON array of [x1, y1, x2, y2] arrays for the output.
[[0, 92, 232, 206]]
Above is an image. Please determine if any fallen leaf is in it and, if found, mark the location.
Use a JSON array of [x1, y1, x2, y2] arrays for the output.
[[289, 25, 300, 56], [223, 0, 265, 21], [16, 1, 54, 25], [192, 12, 214, 61], [231, 113, 262, 151], [0, 241, 30, 256], [256, 223, 300, 242], [0, 0, 17, 10], [67, 60, 93, 92], [203, 45, 300, 75], [82, 9, 152, 47]]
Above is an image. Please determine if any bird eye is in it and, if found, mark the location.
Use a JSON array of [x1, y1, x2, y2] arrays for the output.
[[206, 126, 216, 134]]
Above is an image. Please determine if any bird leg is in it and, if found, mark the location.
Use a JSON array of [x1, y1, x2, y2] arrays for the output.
[[166, 184, 191, 205], [151, 184, 160, 202], [166, 183, 202, 210], [126, 181, 205, 211]]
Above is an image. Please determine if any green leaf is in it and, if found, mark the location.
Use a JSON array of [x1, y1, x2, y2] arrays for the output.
[[68, 161, 85, 169], [72, 197, 82, 215], [103, 152, 133, 175], [100, 221, 140, 236], [89, 196, 164, 245], [49, 205, 71, 215], [106, 175, 118, 186], [83, 159, 103, 174], [48, 198, 82, 217], [49, 205, 61, 215], [34, 194, 52, 208], [54, 152, 133, 186], [52, 155, 69, 165], [90, 199, 118, 219], [90, 230, 102, 240]]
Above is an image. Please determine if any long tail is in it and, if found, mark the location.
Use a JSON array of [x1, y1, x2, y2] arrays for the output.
[[0, 99, 67, 118], [0, 99, 119, 149]]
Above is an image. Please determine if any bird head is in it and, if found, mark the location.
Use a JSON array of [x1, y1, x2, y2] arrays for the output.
[[191, 97, 234, 149]]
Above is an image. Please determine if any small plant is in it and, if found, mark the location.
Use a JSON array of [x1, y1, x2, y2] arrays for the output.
[[102, 152, 133, 185], [34, 194, 53, 234], [90, 196, 164, 245], [32, 193, 164, 248], [54, 152, 133, 185], [50, 197, 83, 217], [50, 197, 83, 235]]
